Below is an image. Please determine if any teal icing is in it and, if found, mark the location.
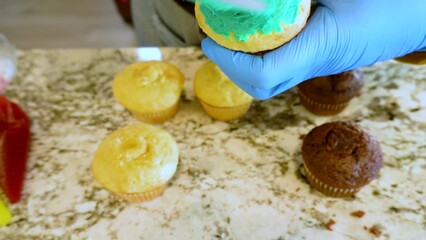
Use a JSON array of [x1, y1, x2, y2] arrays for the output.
[[199, 0, 302, 42]]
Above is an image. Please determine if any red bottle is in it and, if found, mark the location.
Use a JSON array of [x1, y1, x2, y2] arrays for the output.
[[0, 96, 31, 203], [114, 0, 133, 25]]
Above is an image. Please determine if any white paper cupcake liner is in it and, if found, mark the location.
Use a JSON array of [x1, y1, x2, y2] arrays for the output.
[[113, 184, 167, 203], [304, 164, 359, 198], [199, 99, 252, 121], [132, 100, 180, 124]]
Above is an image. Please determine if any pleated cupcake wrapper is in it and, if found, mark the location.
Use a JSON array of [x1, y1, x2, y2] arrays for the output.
[[132, 100, 180, 124], [113, 184, 167, 203], [304, 164, 359, 198], [199, 99, 252, 121], [298, 90, 349, 116]]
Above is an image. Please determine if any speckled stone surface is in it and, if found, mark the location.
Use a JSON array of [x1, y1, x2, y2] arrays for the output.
[[0, 48, 425, 240]]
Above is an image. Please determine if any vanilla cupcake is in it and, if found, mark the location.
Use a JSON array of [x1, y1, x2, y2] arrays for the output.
[[92, 123, 179, 202], [194, 61, 253, 121], [112, 61, 184, 123], [195, 0, 311, 53]]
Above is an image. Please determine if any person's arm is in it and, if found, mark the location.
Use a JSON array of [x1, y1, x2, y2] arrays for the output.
[[202, 0, 426, 100]]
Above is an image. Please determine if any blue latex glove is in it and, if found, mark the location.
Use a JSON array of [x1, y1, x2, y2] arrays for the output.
[[201, 0, 426, 100]]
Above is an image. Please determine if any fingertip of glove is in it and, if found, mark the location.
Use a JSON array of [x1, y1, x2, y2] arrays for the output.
[[201, 37, 215, 48], [244, 86, 272, 101], [201, 38, 216, 58]]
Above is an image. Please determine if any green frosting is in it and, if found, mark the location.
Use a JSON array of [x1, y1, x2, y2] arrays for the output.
[[199, 0, 302, 42]]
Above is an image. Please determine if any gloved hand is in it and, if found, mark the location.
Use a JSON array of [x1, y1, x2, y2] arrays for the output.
[[201, 0, 426, 100]]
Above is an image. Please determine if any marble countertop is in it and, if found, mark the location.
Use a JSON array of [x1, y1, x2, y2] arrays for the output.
[[0, 48, 425, 240]]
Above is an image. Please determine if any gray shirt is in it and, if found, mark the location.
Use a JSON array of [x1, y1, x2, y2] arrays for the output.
[[131, 0, 204, 46]]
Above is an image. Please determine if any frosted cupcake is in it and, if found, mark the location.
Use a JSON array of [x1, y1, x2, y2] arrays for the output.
[[194, 60, 253, 121], [92, 123, 179, 202], [112, 61, 184, 123], [302, 122, 383, 198], [195, 0, 311, 53]]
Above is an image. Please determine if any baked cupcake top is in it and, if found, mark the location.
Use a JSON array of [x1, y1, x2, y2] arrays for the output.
[[112, 61, 184, 112], [302, 121, 383, 189], [92, 123, 179, 193], [198, 0, 302, 42], [194, 61, 253, 107], [298, 70, 365, 104]]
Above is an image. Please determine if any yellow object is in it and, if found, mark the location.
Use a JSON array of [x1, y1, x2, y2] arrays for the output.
[[92, 123, 179, 202], [0, 199, 12, 226], [194, 61, 253, 121], [394, 52, 426, 65], [199, 100, 252, 121], [112, 61, 184, 123], [194, 0, 311, 53]]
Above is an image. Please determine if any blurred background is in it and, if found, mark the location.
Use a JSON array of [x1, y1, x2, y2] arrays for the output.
[[0, 0, 136, 49]]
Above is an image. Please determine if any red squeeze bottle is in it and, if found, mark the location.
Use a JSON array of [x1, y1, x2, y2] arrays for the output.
[[0, 96, 31, 203]]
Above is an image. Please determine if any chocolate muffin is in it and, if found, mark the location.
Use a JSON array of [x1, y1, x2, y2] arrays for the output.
[[298, 70, 365, 116], [302, 121, 383, 198]]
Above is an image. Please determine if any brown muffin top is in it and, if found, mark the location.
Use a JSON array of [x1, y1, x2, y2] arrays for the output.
[[302, 121, 383, 189], [298, 70, 365, 104]]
